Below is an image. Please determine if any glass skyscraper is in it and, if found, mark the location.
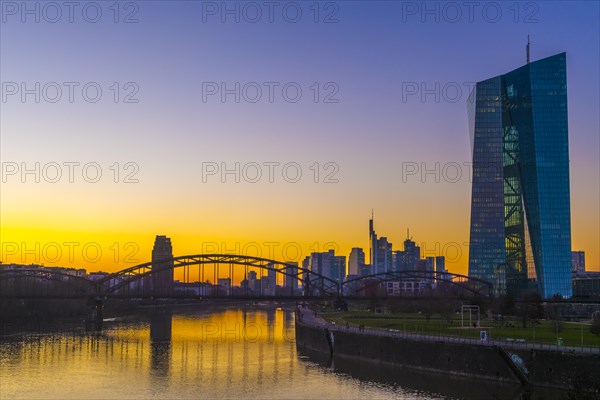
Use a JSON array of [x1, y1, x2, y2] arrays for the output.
[[468, 53, 572, 298]]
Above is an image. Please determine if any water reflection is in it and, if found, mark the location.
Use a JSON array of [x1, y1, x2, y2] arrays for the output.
[[0, 303, 564, 399], [149, 309, 172, 383]]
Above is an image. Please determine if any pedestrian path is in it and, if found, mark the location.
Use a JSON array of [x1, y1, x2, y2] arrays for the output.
[[295, 305, 600, 354]]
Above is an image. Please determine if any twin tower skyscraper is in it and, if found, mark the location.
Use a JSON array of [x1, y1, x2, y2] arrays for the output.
[[468, 52, 572, 298]]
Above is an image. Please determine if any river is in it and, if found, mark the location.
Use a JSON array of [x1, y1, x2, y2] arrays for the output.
[[0, 303, 558, 399]]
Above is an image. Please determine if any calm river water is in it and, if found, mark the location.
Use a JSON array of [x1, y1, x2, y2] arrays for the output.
[[0, 303, 560, 399]]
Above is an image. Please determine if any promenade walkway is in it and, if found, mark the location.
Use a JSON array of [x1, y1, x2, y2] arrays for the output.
[[295, 305, 600, 355]]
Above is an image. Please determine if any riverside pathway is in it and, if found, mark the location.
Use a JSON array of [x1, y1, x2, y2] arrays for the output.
[[295, 305, 600, 355]]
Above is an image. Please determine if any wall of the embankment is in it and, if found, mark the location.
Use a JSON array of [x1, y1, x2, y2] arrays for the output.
[[295, 320, 600, 389]]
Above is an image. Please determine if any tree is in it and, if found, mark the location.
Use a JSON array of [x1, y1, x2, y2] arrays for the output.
[[499, 294, 516, 319], [519, 292, 545, 328], [528, 292, 544, 320], [519, 293, 533, 328], [591, 313, 600, 336]]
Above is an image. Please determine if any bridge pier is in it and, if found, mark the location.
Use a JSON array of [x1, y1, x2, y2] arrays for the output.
[[85, 297, 104, 331]]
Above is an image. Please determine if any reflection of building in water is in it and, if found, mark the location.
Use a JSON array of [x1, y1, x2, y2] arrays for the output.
[[150, 309, 172, 379], [3, 308, 300, 396], [150, 309, 173, 342], [150, 340, 171, 379]]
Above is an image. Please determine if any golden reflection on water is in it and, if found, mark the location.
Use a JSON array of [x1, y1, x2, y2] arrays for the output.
[[0, 306, 428, 400]]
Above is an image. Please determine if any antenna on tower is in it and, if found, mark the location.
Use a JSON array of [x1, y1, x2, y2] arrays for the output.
[[526, 35, 530, 64]]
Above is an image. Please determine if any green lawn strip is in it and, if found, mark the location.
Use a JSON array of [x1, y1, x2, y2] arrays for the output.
[[322, 312, 600, 348]]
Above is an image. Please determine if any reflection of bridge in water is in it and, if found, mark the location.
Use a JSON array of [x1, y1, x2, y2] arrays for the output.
[[0, 254, 493, 302], [0, 307, 571, 399], [0, 307, 301, 395]]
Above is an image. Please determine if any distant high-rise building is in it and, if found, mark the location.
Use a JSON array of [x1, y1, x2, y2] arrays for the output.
[[283, 262, 299, 294], [248, 270, 258, 283], [369, 217, 392, 274], [151, 235, 174, 296], [393, 231, 420, 272], [392, 251, 402, 272], [330, 253, 347, 286], [369, 217, 378, 272], [306, 250, 346, 291], [572, 251, 585, 273], [360, 264, 372, 276], [435, 256, 446, 273], [247, 270, 262, 292], [468, 52, 572, 298], [261, 264, 277, 296], [348, 248, 365, 276], [376, 237, 392, 274], [218, 278, 231, 295], [425, 257, 435, 273]]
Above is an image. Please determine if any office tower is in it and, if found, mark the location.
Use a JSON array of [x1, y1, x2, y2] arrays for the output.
[[260, 263, 277, 296], [394, 231, 420, 272], [248, 270, 262, 292], [283, 262, 299, 294], [306, 250, 346, 288], [435, 256, 450, 284], [468, 52, 572, 298], [425, 257, 435, 273], [572, 251, 585, 273], [331, 253, 347, 286], [435, 256, 446, 273], [392, 250, 403, 272], [376, 237, 393, 274], [369, 217, 378, 272], [369, 217, 392, 274], [348, 248, 365, 276], [151, 235, 174, 296]]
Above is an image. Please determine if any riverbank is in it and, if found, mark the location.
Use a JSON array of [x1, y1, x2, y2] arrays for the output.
[[295, 305, 600, 391], [320, 310, 600, 349]]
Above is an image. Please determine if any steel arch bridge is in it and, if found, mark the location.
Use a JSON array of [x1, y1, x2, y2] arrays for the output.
[[0, 268, 103, 298], [0, 257, 493, 300], [342, 270, 493, 297], [96, 254, 340, 298]]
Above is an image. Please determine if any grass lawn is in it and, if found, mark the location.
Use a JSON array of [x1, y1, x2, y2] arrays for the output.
[[319, 311, 600, 348]]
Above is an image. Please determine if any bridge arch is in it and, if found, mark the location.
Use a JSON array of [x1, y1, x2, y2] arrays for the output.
[[342, 270, 493, 297], [99, 254, 341, 298], [0, 268, 102, 298]]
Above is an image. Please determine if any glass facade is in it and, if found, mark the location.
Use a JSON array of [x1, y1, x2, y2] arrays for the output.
[[468, 53, 572, 298]]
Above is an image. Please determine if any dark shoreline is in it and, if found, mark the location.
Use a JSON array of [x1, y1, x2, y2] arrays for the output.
[[0, 299, 298, 337], [294, 306, 600, 398]]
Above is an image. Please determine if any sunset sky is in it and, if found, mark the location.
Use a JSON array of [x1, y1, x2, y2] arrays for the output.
[[1, 1, 598, 275]]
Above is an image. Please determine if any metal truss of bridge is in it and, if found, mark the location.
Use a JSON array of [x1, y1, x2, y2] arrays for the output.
[[0, 255, 339, 300], [342, 270, 493, 297], [0, 254, 493, 300], [0, 268, 104, 299]]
